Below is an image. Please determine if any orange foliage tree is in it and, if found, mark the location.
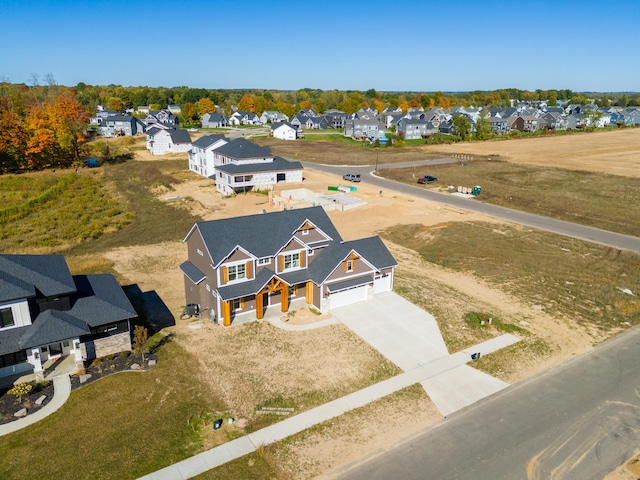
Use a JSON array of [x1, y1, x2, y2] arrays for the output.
[[237, 94, 255, 112], [0, 99, 28, 173]]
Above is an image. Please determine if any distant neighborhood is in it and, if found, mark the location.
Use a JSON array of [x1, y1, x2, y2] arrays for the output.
[[92, 100, 640, 148]]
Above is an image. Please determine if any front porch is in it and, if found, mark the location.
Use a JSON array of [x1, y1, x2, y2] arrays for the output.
[[219, 277, 315, 327], [15, 354, 79, 384]]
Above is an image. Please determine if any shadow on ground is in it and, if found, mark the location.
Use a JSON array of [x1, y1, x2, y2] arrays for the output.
[[123, 284, 175, 333]]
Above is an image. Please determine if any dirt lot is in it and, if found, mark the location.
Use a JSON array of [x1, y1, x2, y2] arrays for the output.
[[428, 128, 640, 178], [97, 158, 608, 478]]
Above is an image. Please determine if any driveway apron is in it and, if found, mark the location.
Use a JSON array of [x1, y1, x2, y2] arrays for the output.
[[330, 291, 450, 370]]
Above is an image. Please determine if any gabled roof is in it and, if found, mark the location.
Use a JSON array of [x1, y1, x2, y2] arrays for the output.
[[19, 310, 90, 349], [308, 236, 396, 284], [168, 129, 192, 144], [216, 157, 302, 175], [0, 254, 76, 302], [188, 206, 343, 266], [67, 274, 138, 328], [192, 134, 227, 149], [214, 138, 273, 159]]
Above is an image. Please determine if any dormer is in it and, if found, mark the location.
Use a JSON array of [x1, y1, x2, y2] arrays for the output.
[[293, 219, 332, 248], [218, 247, 256, 286], [276, 237, 308, 273]]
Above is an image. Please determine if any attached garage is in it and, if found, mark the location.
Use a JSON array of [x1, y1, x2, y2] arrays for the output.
[[327, 276, 372, 310], [373, 272, 392, 293]]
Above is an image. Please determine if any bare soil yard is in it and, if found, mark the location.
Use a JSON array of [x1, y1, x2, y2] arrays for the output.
[[76, 129, 640, 478], [98, 164, 610, 477]]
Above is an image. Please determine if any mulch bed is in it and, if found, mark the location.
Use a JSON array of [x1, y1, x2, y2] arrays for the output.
[[69, 351, 158, 390], [0, 351, 158, 426], [0, 382, 55, 426]]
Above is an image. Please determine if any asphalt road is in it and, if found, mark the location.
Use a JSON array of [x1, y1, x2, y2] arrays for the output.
[[339, 325, 640, 480], [300, 160, 640, 253]]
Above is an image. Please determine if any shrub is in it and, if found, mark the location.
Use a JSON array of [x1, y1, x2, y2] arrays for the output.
[[8, 383, 33, 401]]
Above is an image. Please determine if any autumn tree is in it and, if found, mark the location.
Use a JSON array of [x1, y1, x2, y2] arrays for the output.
[[237, 94, 255, 112], [373, 99, 384, 114], [453, 115, 471, 140], [398, 100, 409, 113], [132, 325, 149, 361], [180, 102, 198, 126], [0, 99, 28, 173], [196, 97, 216, 117], [253, 96, 270, 116]]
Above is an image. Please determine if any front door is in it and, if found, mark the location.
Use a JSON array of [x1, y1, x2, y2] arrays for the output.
[[49, 343, 63, 358]]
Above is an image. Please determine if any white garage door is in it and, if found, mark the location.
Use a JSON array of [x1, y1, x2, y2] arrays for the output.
[[374, 273, 391, 294], [329, 285, 368, 310]]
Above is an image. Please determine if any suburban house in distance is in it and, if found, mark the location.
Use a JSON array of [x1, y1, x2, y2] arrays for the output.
[[99, 115, 145, 137], [146, 128, 192, 155], [201, 112, 229, 128], [0, 254, 137, 387], [179, 207, 396, 327], [188, 134, 228, 177], [271, 122, 300, 140], [195, 137, 303, 195]]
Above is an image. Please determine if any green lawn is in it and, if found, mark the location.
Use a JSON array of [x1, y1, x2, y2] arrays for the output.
[[0, 339, 228, 480]]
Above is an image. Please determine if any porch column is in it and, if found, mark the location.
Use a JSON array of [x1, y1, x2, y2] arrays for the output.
[[306, 281, 313, 304], [256, 292, 264, 320], [222, 301, 231, 327], [281, 283, 289, 313]]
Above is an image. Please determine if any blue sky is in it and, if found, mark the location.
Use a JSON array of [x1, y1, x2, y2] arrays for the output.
[[1, 0, 638, 92]]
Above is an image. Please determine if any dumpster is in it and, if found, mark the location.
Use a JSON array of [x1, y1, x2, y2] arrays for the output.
[[472, 185, 482, 196]]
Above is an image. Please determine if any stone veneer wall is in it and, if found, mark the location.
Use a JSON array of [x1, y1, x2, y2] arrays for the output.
[[81, 332, 131, 360]]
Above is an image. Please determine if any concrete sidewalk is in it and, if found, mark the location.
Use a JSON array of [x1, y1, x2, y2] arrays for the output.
[[0, 374, 71, 437], [138, 334, 519, 480]]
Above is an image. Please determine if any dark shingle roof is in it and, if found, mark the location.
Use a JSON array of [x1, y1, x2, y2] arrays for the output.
[[179, 261, 206, 284], [0, 326, 29, 356], [168, 129, 192, 144], [0, 271, 35, 303], [19, 310, 90, 349], [0, 254, 76, 301], [214, 138, 272, 159], [308, 236, 397, 284], [192, 134, 227, 149], [68, 275, 138, 328], [216, 157, 302, 175], [191, 206, 342, 267]]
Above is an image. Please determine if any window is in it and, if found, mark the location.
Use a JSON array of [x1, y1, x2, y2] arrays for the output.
[[308, 249, 314, 256], [302, 229, 309, 236], [234, 176, 244, 183], [0, 307, 15, 328], [346, 260, 354, 272], [284, 253, 300, 269], [258, 257, 271, 265], [233, 298, 242, 311], [228, 264, 246, 282]]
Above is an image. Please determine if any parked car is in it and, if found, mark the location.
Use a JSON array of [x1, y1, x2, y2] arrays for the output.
[[343, 173, 361, 182], [417, 175, 437, 184]]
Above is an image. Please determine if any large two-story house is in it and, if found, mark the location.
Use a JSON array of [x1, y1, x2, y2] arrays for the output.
[[0, 254, 137, 387], [188, 134, 228, 176], [179, 207, 396, 326], [211, 138, 303, 195]]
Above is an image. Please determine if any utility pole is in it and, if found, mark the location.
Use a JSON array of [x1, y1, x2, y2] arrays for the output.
[[375, 147, 379, 173]]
